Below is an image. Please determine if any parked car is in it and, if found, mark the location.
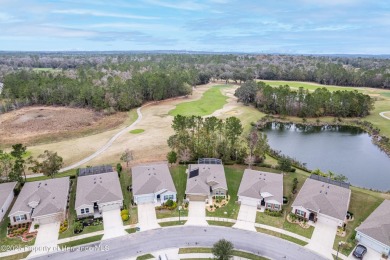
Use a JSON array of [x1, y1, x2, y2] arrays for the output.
[[352, 244, 367, 259]]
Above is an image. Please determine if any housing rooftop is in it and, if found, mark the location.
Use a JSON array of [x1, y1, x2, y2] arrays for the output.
[[75, 171, 123, 208], [292, 176, 351, 221], [356, 200, 390, 247], [132, 163, 176, 195], [186, 164, 227, 195], [238, 170, 283, 204], [9, 177, 70, 218]]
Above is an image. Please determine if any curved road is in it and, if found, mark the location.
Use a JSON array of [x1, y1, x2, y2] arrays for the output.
[[59, 106, 143, 172], [379, 111, 390, 120], [34, 226, 325, 260]]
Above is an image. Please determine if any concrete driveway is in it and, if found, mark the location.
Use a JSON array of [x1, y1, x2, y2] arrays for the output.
[[347, 245, 383, 260], [233, 204, 257, 231], [306, 216, 338, 259], [185, 201, 208, 226], [28, 221, 60, 258], [102, 209, 126, 240], [138, 203, 160, 231]]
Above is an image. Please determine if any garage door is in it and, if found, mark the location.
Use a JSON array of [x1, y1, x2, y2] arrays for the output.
[[240, 197, 258, 207], [35, 215, 58, 225], [188, 195, 207, 201], [102, 203, 121, 212], [136, 195, 155, 205], [358, 234, 388, 254]]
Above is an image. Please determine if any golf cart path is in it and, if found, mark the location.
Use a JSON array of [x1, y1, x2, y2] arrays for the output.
[[379, 111, 390, 120]]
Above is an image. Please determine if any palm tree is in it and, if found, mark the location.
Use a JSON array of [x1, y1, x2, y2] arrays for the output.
[[212, 239, 234, 260]]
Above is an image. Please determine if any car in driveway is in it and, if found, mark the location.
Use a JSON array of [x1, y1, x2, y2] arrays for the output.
[[352, 244, 367, 259]]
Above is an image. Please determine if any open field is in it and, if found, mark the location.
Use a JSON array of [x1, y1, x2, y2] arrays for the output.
[[0, 106, 133, 148], [169, 85, 229, 116], [260, 80, 363, 92]]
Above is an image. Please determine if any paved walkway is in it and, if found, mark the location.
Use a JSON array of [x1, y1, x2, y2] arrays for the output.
[[138, 203, 160, 231], [233, 204, 257, 232], [28, 222, 61, 258], [185, 201, 208, 226], [379, 111, 390, 120], [305, 217, 338, 260]]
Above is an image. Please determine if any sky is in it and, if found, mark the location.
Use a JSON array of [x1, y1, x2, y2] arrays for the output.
[[0, 0, 389, 54]]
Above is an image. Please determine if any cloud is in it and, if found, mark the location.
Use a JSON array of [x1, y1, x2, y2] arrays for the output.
[[144, 0, 206, 10], [52, 9, 158, 20], [0, 12, 22, 23]]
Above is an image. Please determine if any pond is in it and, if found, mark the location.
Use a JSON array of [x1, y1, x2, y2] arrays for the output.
[[263, 122, 390, 191]]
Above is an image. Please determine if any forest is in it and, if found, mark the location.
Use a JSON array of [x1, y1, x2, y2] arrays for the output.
[[235, 81, 374, 117], [0, 52, 388, 114]]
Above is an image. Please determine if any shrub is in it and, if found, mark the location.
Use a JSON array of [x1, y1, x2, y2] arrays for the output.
[[121, 209, 129, 216], [165, 199, 174, 207], [34, 224, 39, 229], [289, 213, 297, 221], [74, 221, 84, 234], [265, 209, 282, 217], [121, 214, 129, 221]]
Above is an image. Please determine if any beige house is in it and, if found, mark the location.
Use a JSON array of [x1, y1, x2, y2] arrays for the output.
[[238, 170, 283, 211], [75, 171, 123, 219], [291, 175, 351, 226], [355, 200, 390, 256], [8, 177, 70, 225], [0, 182, 17, 222], [132, 163, 177, 205], [186, 162, 228, 201]]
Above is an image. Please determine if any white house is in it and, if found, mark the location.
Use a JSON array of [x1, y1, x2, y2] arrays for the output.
[[132, 163, 177, 205], [0, 182, 17, 222], [355, 200, 390, 257], [75, 170, 123, 219], [8, 177, 70, 225], [237, 170, 283, 211], [291, 175, 351, 226]]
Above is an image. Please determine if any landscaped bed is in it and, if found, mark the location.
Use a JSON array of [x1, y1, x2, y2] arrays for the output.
[[206, 196, 230, 212], [7, 222, 37, 242]]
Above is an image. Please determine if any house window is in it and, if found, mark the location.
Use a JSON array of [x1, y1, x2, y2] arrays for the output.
[[81, 209, 85, 214], [169, 195, 174, 200], [15, 215, 26, 222], [266, 203, 272, 209], [85, 208, 89, 213], [164, 195, 169, 200], [296, 209, 305, 217], [220, 192, 224, 195], [274, 204, 280, 210]]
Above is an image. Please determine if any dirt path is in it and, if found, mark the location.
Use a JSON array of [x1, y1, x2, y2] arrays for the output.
[[379, 111, 390, 120]]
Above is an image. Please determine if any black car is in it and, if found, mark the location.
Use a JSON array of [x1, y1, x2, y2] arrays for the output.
[[352, 244, 367, 259]]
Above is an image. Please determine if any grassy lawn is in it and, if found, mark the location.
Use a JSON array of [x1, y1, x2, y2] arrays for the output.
[[206, 221, 234, 227], [255, 227, 308, 246], [0, 251, 31, 260], [333, 187, 384, 256], [156, 209, 188, 219], [206, 166, 244, 219], [26, 169, 77, 182], [58, 178, 104, 239], [125, 228, 137, 234], [260, 80, 364, 92], [159, 221, 186, 227], [136, 254, 155, 260], [120, 168, 138, 225], [170, 165, 187, 204], [178, 248, 269, 260], [58, 234, 103, 248], [0, 197, 36, 252], [169, 85, 230, 116], [129, 129, 145, 134]]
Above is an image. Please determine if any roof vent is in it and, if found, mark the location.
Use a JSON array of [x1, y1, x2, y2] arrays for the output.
[[325, 192, 328, 195], [327, 186, 330, 188], [52, 196, 55, 199], [94, 182, 96, 184], [45, 183, 47, 186], [320, 190, 322, 193]]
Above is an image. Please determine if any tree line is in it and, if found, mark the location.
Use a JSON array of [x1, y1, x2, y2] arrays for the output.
[[235, 81, 374, 117], [167, 115, 268, 165], [0, 144, 63, 183]]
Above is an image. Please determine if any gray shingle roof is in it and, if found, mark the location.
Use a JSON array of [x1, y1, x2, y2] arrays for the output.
[[186, 164, 227, 196], [132, 163, 176, 196], [0, 182, 17, 209], [238, 170, 283, 204], [9, 177, 70, 218], [292, 178, 351, 221], [356, 200, 390, 247], [75, 171, 123, 209]]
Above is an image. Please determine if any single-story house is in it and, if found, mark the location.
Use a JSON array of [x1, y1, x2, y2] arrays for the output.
[[291, 175, 351, 226], [75, 170, 123, 219], [238, 170, 283, 211], [132, 163, 177, 205], [355, 200, 390, 256], [186, 160, 228, 201], [8, 177, 70, 225], [0, 182, 17, 222]]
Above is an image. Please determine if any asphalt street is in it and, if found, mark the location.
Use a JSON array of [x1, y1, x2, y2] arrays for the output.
[[33, 226, 326, 260]]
